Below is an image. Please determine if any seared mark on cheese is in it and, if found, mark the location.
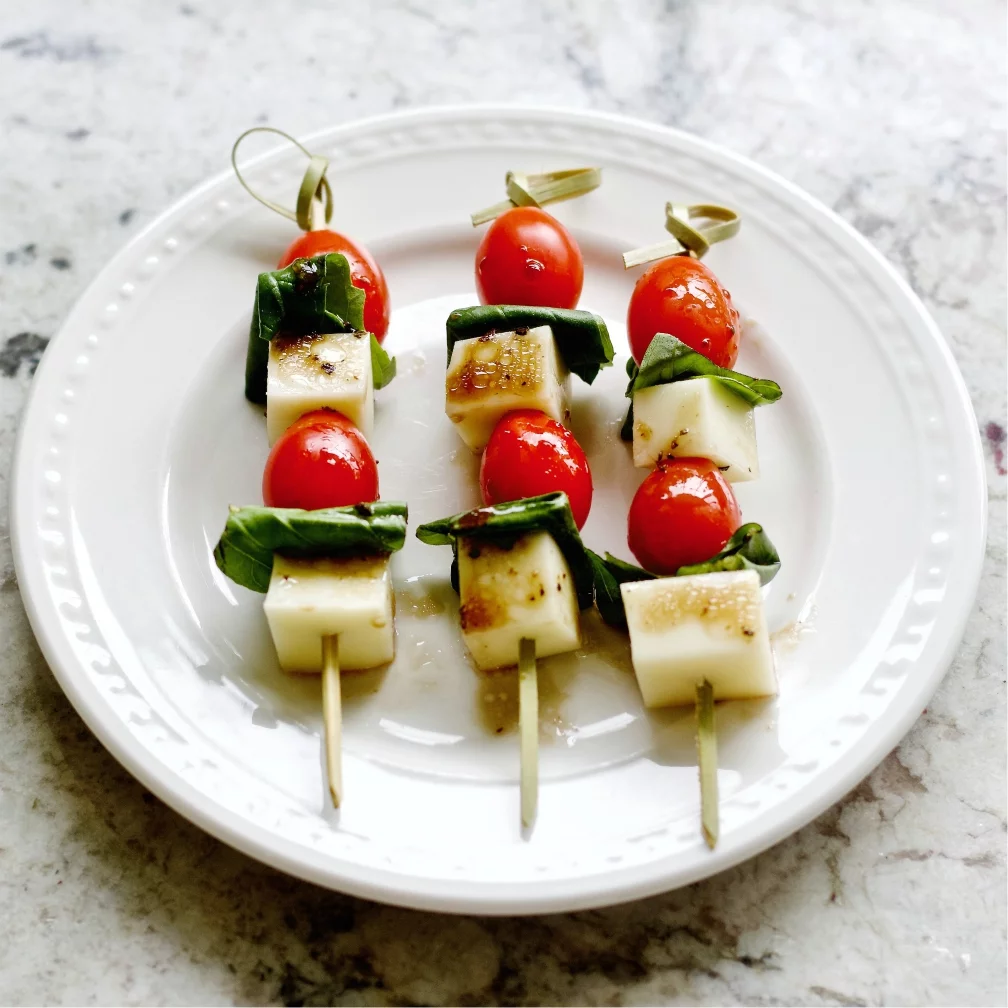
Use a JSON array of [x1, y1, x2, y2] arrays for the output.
[[446, 332, 545, 402], [460, 593, 503, 632]]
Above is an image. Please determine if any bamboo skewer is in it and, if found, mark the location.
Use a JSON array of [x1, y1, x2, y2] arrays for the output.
[[518, 637, 539, 830], [322, 634, 343, 808], [695, 679, 718, 849]]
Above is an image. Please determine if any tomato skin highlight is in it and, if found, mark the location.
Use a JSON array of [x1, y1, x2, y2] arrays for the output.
[[627, 256, 740, 367], [479, 409, 593, 529], [475, 206, 584, 309], [278, 230, 390, 343], [262, 409, 379, 510], [627, 458, 741, 574]]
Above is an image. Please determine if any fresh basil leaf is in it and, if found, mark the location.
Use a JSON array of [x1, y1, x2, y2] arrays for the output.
[[445, 305, 614, 385], [676, 522, 781, 585], [370, 334, 396, 390], [586, 549, 656, 628], [244, 253, 371, 404], [622, 333, 781, 431], [416, 492, 594, 609], [214, 501, 408, 593]]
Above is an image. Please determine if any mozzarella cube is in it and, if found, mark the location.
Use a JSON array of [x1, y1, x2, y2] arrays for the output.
[[632, 377, 759, 482], [263, 554, 394, 673], [621, 569, 775, 708], [457, 530, 580, 670], [445, 326, 570, 451], [266, 331, 373, 444]]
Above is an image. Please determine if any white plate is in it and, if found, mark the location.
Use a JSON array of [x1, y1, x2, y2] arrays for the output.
[[11, 106, 986, 914]]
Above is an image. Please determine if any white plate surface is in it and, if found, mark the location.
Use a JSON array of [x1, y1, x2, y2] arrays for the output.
[[11, 106, 986, 914]]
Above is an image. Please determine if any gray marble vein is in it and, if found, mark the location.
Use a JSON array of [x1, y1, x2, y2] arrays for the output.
[[0, 0, 1004, 1004]]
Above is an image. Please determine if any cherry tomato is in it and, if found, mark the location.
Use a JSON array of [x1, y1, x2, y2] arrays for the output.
[[627, 458, 741, 574], [475, 206, 583, 309], [278, 230, 390, 343], [627, 256, 740, 367], [479, 409, 593, 529], [262, 409, 378, 510]]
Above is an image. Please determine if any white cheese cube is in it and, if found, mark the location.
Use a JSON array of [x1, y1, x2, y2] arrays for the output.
[[266, 331, 373, 444], [263, 554, 394, 673], [621, 569, 775, 708], [632, 377, 759, 482], [445, 326, 570, 451], [457, 530, 580, 670]]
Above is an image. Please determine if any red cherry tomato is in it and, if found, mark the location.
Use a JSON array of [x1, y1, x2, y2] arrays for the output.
[[627, 257, 740, 367], [278, 230, 390, 343], [475, 206, 583, 309], [262, 409, 378, 510], [479, 409, 593, 529], [627, 458, 741, 574]]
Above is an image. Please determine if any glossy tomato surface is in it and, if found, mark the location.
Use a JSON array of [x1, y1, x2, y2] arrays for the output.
[[479, 409, 593, 529], [475, 206, 583, 309], [262, 409, 379, 510], [627, 256, 740, 367], [627, 458, 741, 574], [278, 230, 390, 342]]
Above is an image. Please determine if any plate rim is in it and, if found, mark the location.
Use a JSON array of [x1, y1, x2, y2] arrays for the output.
[[10, 102, 987, 914]]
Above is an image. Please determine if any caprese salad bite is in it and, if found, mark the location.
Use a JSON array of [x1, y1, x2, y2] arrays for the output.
[[443, 304, 614, 452], [214, 502, 408, 807], [471, 168, 601, 310], [416, 492, 595, 829], [587, 458, 782, 848], [243, 252, 396, 438], [232, 127, 391, 342], [621, 332, 782, 481], [216, 238, 402, 808]]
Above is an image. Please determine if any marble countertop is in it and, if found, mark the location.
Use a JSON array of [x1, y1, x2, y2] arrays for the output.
[[1, 1, 1004, 1004]]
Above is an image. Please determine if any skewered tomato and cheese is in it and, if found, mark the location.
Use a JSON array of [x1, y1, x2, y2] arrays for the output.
[[213, 502, 408, 674], [447, 325, 570, 452], [244, 254, 396, 434], [590, 514, 782, 709], [444, 305, 614, 453], [588, 451, 782, 710], [621, 332, 781, 481], [416, 493, 595, 671]]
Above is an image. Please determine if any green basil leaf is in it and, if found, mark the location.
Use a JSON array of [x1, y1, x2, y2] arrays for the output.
[[586, 549, 656, 628], [370, 334, 396, 390], [244, 253, 371, 404], [416, 492, 594, 609], [625, 332, 782, 410], [445, 305, 614, 385], [214, 501, 408, 593], [675, 522, 781, 584]]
